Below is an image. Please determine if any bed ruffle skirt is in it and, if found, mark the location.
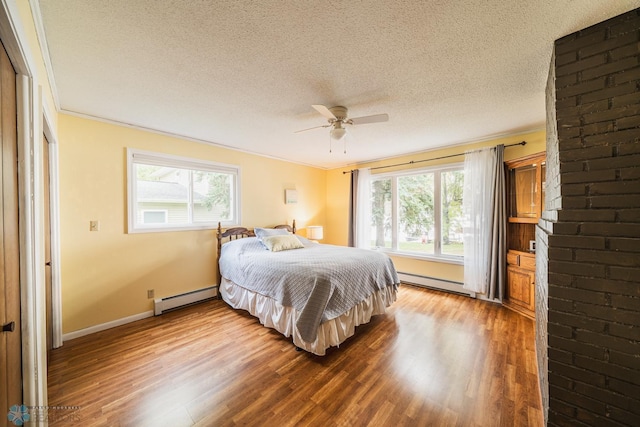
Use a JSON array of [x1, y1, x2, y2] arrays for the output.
[[220, 277, 398, 356]]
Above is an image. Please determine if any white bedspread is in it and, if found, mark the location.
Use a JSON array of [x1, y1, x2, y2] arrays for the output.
[[219, 237, 399, 342]]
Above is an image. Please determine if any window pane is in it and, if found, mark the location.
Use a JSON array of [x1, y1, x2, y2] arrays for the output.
[[371, 178, 392, 249], [398, 173, 434, 254], [142, 210, 167, 224], [193, 171, 234, 222], [441, 170, 464, 256], [136, 165, 189, 225]]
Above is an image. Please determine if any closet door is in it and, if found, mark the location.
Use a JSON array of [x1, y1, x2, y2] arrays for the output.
[[0, 39, 22, 420]]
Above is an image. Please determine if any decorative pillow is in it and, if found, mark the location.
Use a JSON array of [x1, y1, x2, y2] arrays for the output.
[[254, 227, 289, 239], [254, 227, 291, 249], [261, 235, 304, 252]]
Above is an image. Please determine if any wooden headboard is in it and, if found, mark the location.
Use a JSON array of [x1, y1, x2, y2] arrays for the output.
[[215, 220, 296, 290]]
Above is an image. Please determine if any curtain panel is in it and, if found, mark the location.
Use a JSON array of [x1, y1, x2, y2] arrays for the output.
[[348, 168, 372, 249], [348, 169, 359, 247], [462, 145, 506, 299]]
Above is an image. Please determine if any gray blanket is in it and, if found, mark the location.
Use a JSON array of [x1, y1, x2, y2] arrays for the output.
[[219, 236, 399, 342]]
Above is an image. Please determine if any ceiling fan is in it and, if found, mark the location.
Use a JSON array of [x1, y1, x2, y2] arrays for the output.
[[295, 105, 389, 141]]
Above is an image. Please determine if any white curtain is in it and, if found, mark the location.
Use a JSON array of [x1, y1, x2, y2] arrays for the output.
[[355, 168, 371, 249], [463, 147, 500, 294]]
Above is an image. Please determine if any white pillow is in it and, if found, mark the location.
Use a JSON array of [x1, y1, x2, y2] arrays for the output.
[[254, 227, 291, 249], [254, 227, 289, 239], [262, 235, 304, 252]]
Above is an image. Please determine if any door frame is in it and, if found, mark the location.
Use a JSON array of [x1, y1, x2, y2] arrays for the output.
[[0, 0, 62, 421]]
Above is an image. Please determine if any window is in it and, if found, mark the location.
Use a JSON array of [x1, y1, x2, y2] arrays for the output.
[[127, 149, 240, 233], [369, 165, 464, 261]]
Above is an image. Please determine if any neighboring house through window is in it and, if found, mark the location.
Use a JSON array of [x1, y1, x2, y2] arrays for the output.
[[141, 210, 168, 224], [127, 149, 240, 232]]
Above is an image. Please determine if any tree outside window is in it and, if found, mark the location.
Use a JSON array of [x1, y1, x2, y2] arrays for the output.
[[369, 166, 464, 259]]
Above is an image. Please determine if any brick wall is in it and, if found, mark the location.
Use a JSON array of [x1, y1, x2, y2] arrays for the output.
[[536, 45, 560, 424], [546, 9, 640, 427]]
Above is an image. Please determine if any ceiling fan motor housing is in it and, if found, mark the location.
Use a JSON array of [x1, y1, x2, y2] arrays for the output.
[[328, 106, 348, 121]]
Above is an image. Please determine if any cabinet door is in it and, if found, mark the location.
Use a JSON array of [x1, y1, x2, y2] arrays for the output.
[[507, 266, 535, 313]]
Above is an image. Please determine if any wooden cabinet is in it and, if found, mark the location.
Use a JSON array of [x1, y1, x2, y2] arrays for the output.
[[505, 251, 536, 318], [503, 152, 545, 320]]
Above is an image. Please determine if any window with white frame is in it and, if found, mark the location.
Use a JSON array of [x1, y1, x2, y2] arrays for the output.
[[368, 165, 464, 260], [127, 149, 240, 233]]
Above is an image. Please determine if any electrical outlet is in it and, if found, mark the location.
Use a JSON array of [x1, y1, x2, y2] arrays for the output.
[[90, 220, 100, 231], [147, 289, 155, 299]]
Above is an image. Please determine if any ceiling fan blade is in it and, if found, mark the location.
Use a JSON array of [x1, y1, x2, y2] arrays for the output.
[[312, 104, 337, 120], [294, 124, 330, 133], [350, 113, 389, 125]]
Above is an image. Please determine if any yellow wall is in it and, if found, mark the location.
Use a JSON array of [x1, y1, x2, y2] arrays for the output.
[[325, 130, 546, 283], [58, 114, 325, 333]]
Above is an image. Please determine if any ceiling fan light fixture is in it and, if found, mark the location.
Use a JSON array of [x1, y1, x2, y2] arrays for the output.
[[330, 127, 347, 140]]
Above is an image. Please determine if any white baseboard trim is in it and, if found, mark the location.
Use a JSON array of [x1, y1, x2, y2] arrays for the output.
[[398, 272, 476, 298], [62, 310, 154, 342]]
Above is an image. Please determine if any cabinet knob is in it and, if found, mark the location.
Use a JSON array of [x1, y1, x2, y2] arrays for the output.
[[2, 321, 15, 332]]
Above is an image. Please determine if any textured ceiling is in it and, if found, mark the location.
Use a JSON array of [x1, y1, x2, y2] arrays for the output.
[[37, 0, 639, 169]]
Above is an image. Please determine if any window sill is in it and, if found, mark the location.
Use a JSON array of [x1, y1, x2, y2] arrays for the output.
[[127, 223, 220, 234], [379, 249, 464, 265]]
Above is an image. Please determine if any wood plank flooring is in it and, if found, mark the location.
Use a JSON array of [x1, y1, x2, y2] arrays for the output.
[[47, 285, 543, 426]]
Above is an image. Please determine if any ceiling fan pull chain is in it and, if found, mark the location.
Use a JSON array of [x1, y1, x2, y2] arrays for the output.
[[329, 132, 332, 153]]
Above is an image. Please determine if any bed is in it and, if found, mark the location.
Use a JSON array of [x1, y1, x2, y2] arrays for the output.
[[216, 221, 399, 355]]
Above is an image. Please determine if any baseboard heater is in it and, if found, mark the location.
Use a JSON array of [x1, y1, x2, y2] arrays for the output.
[[154, 286, 218, 315], [397, 272, 475, 297]]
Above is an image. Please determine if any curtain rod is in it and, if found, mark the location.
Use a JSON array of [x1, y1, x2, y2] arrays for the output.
[[342, 141, 527, 174]]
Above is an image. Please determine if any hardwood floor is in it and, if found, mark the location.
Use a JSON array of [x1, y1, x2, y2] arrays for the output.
[[47, 285, 543, 426]]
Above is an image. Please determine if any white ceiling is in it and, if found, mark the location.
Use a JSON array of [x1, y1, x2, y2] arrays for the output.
[[37, 1, 639, 169]]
